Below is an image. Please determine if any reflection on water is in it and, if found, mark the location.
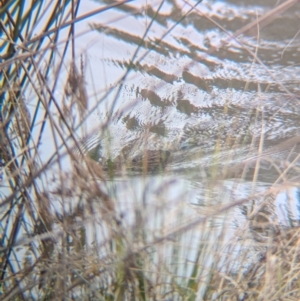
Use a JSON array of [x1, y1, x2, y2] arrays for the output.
[[85, 0, 300, 179], [100, 173, 300, 298], [3, 0, 300, 298], [76, 0, 300, 279]]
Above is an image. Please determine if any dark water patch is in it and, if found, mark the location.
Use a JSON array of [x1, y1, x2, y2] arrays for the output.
[[93, 24, 144, 45], [123, 115, 140, 131], [149, 122, 167, 137], [176, 99, 199, 116], [176, 36, 208, 54], [140, 89, 172, 107], [98, 1, 143, 17], [141, 64, 178, 84], [182, 70, 211, 91]]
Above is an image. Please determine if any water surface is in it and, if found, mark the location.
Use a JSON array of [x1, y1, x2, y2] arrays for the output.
[[74, 0, 300, 282]]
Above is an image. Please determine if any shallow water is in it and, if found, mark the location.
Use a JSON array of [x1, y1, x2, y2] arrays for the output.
[[71, 0, 300, 286], [80, 0, 300, 182], [3, 1, 300, 298]]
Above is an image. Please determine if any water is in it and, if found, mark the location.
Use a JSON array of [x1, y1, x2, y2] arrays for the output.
[[2, 0, 300, 298], [69, 0, 300, 290], [78, 0, 300, 197], [80, 0, 300, 166]]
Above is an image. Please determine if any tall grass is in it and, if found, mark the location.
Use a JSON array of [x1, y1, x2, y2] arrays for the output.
[[1, 0, 300, 300]]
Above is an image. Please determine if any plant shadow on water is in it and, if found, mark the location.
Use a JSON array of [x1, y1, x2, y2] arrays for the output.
[[1, 0, 300, 300]]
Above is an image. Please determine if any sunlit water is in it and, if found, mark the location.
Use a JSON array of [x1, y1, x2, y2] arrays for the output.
[[1, 0, 300, 300], [4, 0, 300, 295], [59, 0, 300, 278]]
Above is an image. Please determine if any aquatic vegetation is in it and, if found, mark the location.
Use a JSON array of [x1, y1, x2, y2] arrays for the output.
[[1, 0, 300, 300]]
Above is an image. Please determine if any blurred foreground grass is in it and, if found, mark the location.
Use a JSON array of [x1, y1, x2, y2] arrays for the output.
[[1, 1, 300, 300]]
